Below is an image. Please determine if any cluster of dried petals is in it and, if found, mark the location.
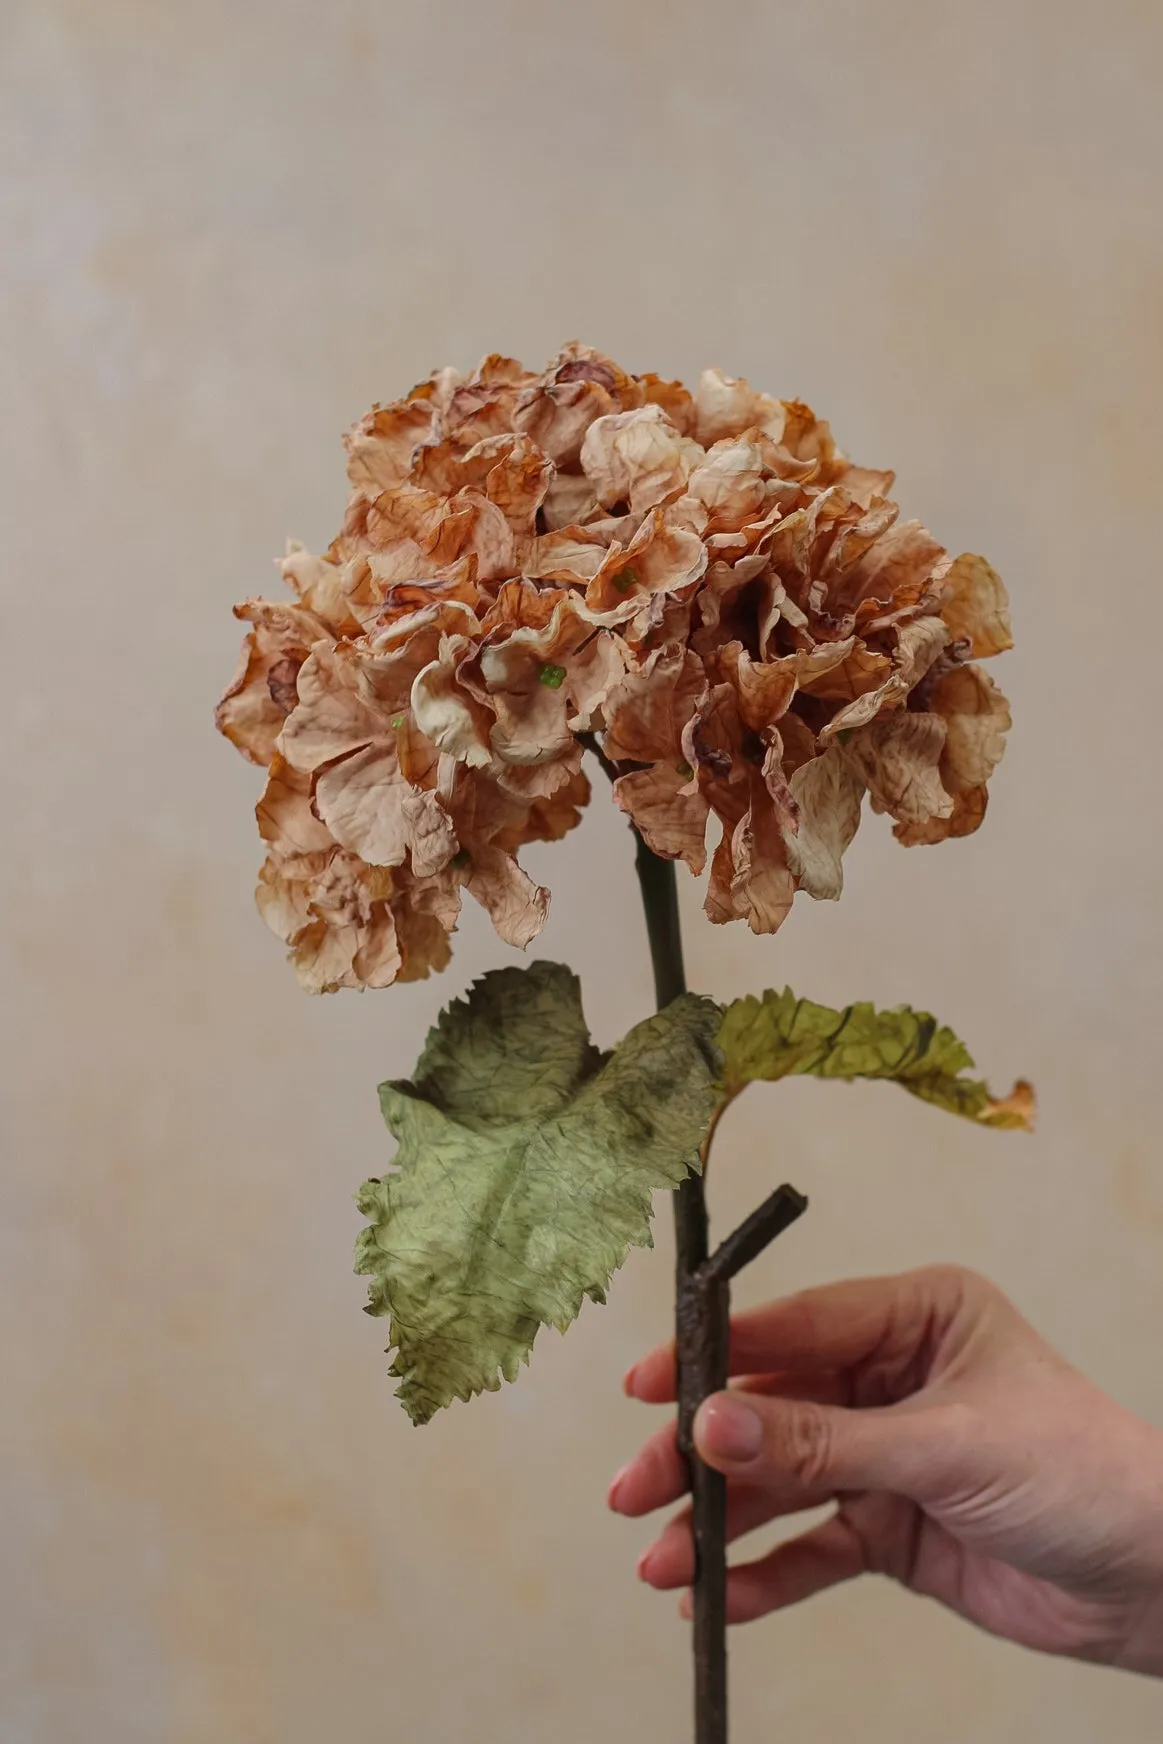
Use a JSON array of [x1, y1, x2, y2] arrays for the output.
[[217, 343, 1013, 989]]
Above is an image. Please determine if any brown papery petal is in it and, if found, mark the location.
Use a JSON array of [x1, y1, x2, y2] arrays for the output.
[[842, 712, 952, 826], [939, 553, 1014, 658]]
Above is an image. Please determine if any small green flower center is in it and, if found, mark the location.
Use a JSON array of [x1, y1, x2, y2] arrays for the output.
[[451, 848, 472, 870], [539, 663, 567, 690], [613, 567, 638, 594], [392, 715, 407, 730], [676, 761, 694, 780], [836, 728, 854, 745]]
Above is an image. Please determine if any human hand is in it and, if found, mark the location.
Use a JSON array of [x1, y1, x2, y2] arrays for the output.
[[609, 1266, 1163, 1675]]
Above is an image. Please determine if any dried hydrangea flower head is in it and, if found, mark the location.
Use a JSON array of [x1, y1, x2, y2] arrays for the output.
[[216, 343, 1012, 991]]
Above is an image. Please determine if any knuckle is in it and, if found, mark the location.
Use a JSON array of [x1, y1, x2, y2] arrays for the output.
[[772, 1402, 835, 1487]]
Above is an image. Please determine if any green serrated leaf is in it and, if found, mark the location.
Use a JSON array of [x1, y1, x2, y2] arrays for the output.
[[718, 988, 1034, 1131], [356, 961, 722, 1424]]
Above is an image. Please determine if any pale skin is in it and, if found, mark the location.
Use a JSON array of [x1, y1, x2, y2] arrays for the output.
[[608, 1266, 1163, 1677]]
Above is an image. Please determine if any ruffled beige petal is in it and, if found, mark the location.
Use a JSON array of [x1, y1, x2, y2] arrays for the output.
[[580, 405, 703, 514], [464, 846, 549, 947], [783, 747, 864, 899], [694, 368, 783, 446], [314, 744, 457, 873], [410, 636, 494, 768], [841, 712, 952, 826]]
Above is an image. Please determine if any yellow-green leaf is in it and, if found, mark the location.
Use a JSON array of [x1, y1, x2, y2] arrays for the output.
[[356, 961, 722, 1423], [718, 988, 1034, 1130]]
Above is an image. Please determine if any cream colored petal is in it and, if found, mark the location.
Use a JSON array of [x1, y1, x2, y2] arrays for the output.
[[280, 542, 363, 636], [939, 553, 1014, 658], [566, 631, 628, 732], [694, 368, 783, 446], [410, 643, 493, 769], [489, 684, 573, 767], [580, 405, 702, 514], [842, 712, 952, 826], [528, 527, 612, 585], [783, 748, 865, 900], [686, 438, 770, 533], [613, 766, 709, 874]]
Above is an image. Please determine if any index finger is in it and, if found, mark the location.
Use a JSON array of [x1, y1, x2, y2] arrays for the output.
[[623, 1266, 980, 1404]]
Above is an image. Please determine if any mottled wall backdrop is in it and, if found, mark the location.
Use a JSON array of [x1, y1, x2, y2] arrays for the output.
[[3, 2, 1162, 1740]]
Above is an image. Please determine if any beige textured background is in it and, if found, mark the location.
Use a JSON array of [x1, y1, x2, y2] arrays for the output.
[[3, 2, 1162, 1739]]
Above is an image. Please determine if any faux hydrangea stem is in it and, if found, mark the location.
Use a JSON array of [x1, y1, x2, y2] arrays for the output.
[[631, 833, 726, 1743]]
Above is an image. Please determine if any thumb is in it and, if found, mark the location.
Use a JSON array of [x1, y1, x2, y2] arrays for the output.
[[693, 1390, 963, 1505]]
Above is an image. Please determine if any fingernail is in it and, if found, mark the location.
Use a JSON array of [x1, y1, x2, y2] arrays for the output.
[[695, 1394, 763, 1462], [622, 1363, 640, 1397], [636, 1544, 658, 1583], [678, 1590, 692, 1620], [607, 1463, 631, 1511]]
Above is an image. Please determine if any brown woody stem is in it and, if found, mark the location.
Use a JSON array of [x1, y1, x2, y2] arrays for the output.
[[593, 742, 808, 1744]]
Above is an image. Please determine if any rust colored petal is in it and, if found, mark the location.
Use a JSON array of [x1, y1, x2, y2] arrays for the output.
[[345, 400, 438, 498], [540, 470, 599, 531], [636, 373, 697, 436], [216, 599, 332, 767], [894, 784, 989, 846], [711, 641, 797, 734], [929, 663, 1011, 794], [821, 616, 949, 740], [939, 553, 1014, 658], [705, 781, 797, 934], [603, 643, 706, 762], [614, 765, 709, 874]]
